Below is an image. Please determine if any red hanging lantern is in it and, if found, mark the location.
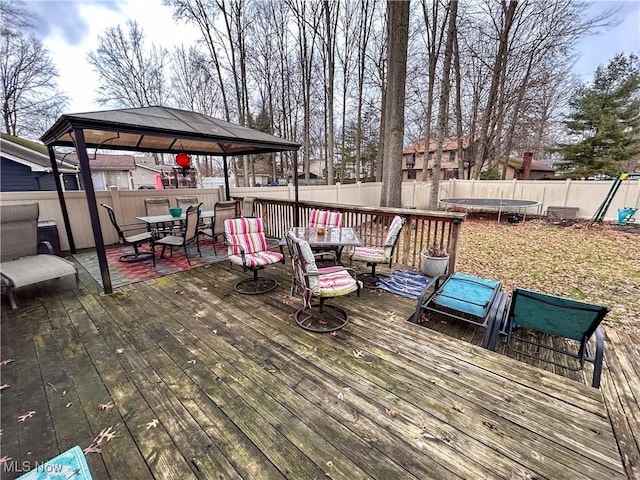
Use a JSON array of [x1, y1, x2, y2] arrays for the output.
[[175, 152, 191, 168]]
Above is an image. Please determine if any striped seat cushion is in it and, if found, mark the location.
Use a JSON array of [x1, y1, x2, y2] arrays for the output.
[[309, 209, 342, 228], [317, 268, 360, 297], [228, 250, 284, 268], [350, 246, 387, 263]]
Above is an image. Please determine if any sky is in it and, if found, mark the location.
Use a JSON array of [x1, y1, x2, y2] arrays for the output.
[[19, 0, 640, 114]]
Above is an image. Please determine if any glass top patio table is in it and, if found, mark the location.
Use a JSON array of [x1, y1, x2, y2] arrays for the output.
[[289, 226, 363, 248], [136, 210, 215, 225]]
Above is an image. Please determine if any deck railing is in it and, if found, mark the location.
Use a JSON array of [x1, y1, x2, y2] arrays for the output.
[[247, 198, 466, 274]]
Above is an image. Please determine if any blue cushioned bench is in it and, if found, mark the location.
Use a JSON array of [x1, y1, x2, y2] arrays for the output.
[[411, 272, 508, 349]]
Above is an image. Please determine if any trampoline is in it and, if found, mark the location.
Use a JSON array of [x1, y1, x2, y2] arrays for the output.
[[439, 198, 542, 221]]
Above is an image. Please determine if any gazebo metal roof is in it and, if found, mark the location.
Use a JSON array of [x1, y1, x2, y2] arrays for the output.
[[40, 106, 301, 294]]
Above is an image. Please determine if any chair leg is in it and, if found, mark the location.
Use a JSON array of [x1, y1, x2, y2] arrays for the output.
[[591, 328, 605, 388], [8, 287, 18, 309], [184, 244, 192, 266]]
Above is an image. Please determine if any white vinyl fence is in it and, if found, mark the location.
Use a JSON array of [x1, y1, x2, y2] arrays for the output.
[[1, 178, 638, 250]]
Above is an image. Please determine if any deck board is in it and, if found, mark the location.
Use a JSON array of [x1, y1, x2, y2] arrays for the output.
[[0, 259, 633, 479]]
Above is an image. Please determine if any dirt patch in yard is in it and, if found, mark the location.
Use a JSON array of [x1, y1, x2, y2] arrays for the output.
[[455, 215, 640, 332]]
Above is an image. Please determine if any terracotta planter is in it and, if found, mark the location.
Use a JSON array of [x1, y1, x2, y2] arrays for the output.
[[420, 252, 449, 278]]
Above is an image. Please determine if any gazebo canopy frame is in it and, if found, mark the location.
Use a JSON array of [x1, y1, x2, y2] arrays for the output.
[[40, 106, 301, 294]]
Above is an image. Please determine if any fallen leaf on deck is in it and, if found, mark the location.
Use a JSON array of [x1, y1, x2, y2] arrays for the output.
[[83, 444, 101, 455], [47, 382, 57, 392], [0, 384, 10, 391], [115, 348, 124, 354], [452, 401, 465, 413], [352, 350, 365, 358], [0, 359, 14, 366], [194, 310, 206, 319], [66, 403, 72, 408], [99, 401, 114, 411], [95, 426, 116, 444], [0, 456, 12, 465], [385, 408, 398, 417], [337, 391, 344, 402], [187, 359, 196, 364], [17, 411, 36, 422], [146, 419, 159, 429]]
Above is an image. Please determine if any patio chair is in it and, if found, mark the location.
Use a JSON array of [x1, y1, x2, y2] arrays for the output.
[[199, 200, 239, 254], [144, 196, 174, 235], [1, 203, 80, 309], [224, 217, 284, 295], [176, 196, 199, 209], [349, 215, 405, 281], [241, 197, 257, 217], [152, 203, 202, 267], [308, 208, 343, 263], [412, 272, 508, 349], [494, 288, 609, 388], [101, 204, 154, 262], [286, 230, 361, 332]]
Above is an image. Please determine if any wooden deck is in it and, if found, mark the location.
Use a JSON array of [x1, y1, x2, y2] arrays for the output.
[[1, 258, 637, 479]]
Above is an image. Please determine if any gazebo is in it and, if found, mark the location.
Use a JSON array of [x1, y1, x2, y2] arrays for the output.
[[40, 106, 301, 294]]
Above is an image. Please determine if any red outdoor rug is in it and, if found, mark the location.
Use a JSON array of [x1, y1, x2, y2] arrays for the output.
[[74, 238, 229, 289]]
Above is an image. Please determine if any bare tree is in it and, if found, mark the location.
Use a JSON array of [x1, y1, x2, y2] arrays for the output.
[[429, 0, 458, 209], [87, 20, 170, 108], [0, 0, 67, 138], [418, 0, 448, 182], [379, 0, 409, 208]]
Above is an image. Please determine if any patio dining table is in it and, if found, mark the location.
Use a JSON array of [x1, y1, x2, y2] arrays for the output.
[[286, 226, 363, 263], [136, 210, 216, 226]]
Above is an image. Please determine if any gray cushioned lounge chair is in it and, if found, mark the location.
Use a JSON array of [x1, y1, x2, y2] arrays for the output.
[[1, 203, 79, 309]]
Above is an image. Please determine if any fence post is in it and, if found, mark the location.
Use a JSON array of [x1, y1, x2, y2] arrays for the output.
[[448, 218, 463, 275], [563, 179, 572, 206], [109, 186, 124, 221]]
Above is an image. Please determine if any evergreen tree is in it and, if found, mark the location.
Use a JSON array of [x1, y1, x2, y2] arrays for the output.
[[557, 53, 640, 178]]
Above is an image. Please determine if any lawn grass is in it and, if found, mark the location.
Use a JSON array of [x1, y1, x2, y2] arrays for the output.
[[455, 215, 640, 332]]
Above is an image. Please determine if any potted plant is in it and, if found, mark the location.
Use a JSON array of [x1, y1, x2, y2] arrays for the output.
[[420, 244, 449, 278]]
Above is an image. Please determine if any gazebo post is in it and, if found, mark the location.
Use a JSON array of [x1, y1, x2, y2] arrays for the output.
[[293, 151, 299, 226], [47, 146, 76, 253], [223, 154, 231, 201], [74, 128, 113, 294]]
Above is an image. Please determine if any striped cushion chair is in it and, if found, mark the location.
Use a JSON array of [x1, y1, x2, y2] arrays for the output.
[[308, 208, 343, 263], [287, 230, 361, 332], [349, 215, 405, 281], [225, 217, 284, 294]]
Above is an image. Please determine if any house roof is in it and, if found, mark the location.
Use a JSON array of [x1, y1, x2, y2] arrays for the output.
[[508, 157, 555, 172], [40, 106, 301, 156], [62, 152, 136, 171], [0, 133, 77, 173]]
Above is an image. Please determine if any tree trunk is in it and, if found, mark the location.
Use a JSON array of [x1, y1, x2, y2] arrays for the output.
[[429, 0, 458, 210], [379, 0, 409, 208]]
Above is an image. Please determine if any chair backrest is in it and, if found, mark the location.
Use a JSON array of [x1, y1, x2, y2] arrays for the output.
[[182, 204, 201, 242], [508, 288, 609, 342], [101, 204, 126, 243], [214, 200, 240, 236], [241, 197, 256, 217], [309, 209, 342, 228], [382, 215, 405, 257], [225, 217, 268, 256], [0, 203, 39, 261], [286, 230, 320, 293], [144, 197, 170, 216], [176, 196, 199, 209]]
